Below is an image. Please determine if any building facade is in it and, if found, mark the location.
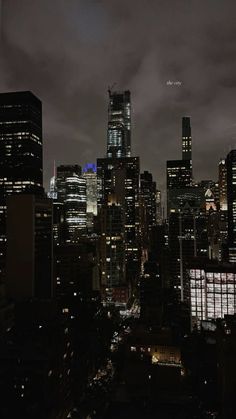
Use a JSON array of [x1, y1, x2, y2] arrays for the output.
[[189, 263, 236, 326], [107, 90, 131, 158], [6, 194, 53, 301], [226, 150, 236, 262], [0, 91, 43, 278], [97, 156, 140, 282], [56, 165, 86, 241]]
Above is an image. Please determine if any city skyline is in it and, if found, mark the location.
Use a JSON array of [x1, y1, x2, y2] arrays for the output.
[[1, 3, 236, 418], [1, 0, 236, 193]]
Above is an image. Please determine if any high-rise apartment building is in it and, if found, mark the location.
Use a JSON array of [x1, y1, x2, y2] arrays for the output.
[[107, 90, 131, 158], [0, 91, 43, 277]]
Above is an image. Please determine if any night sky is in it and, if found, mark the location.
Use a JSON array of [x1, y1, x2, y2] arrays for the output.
[[1, 0, 236, 196]]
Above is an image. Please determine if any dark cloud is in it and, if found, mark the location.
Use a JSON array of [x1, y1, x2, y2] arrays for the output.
[[1, 0, 236, 202]]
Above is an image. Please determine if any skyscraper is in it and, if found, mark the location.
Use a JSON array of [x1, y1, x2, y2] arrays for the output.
[[182, 116, 192, 161], [56, 165, 86, 241], [97, 156, 140, 282], [107, 90, 131, 158], [0, 91, 43, 277], [226, 150, 236, 262], [99, 196, 126, 305], [219, 159, 227, 211], [218, 159, 228, 261], [166, 117, 194, 215], [82, 163, 97, 216], [140, 171, 157, 234], [82, 163, 98, 231]]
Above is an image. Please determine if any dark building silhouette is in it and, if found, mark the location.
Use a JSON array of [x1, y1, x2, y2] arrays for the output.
[[6, 195, 53, 301], [55, 240, 99, 305], [0, 300, 73, 418], [107, 90, 131, 158], [166, 159, 192, 190], [99, 197, 126, 306], [97, 157, 140, 284], [0, 91, 43, 278], [140, 171, 157, 235]]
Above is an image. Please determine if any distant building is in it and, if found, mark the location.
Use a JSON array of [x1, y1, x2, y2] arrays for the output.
[[167, 159, 192, 190], [107, 90, 131, 158], [166, 117, 194, 215], [156, 189, 162, 225], [182, 116, 192, 162], [219, 159, 227, 211], [167, 185, 205, 214], [6, 194, 53, 302], [56, 165, 86, 241], [226, 150, 236, 262], [82, 163, 97, 232]]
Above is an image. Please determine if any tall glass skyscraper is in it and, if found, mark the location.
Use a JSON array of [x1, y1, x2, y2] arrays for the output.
[[107, 90, 131, 158], [82, 163, 97, 216], [56, 165, 86, 241], [0, 91, 43, 278]]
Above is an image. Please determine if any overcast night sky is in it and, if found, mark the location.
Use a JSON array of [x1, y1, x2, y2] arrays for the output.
[[1, 0, 236, 196]]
